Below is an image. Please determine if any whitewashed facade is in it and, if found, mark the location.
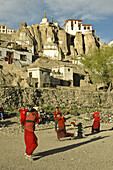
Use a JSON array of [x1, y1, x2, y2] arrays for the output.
[[7, 28, 15, 34], [0, 25, 6, 34], [27, 67, 51, 88], [52, 65, 73, 81], [0, 46, 32, 66], [63, 19, 92, 36]]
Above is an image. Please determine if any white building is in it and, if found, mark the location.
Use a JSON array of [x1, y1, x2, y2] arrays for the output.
[[63, 19, 92, 36], [0, 25, 6, 34], [52, 65, 73, 86], [0, 46, 32, 66], [27, 67, 51, 88], [7, 28, 15, 34], [43, 37, 59, 59]]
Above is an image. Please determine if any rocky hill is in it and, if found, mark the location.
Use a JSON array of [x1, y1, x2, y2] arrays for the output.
[[0, 61, 28, 87], [0, 15, 101, 61]]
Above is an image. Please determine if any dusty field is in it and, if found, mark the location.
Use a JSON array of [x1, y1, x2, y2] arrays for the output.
[[0, 114, 113, 170]]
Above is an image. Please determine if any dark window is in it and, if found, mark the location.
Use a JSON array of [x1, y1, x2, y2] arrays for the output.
[[35, 83, 38, 88], [84, 26, 86, 30], [71, 21, 73, 30], [29, 72, 32, 78], [20, 54, 26, 61], [68, 69, 70, 71], [0, 51, 2, 56], [78, 24, 81, 30]]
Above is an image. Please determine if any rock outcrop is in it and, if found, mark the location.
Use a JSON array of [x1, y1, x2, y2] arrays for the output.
[[0, 14, 101, 61], [74, 32, 84, 55]]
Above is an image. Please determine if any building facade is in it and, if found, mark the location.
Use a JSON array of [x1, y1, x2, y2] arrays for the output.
[[27, 67, 51, 88], [7, 28, 15, 34], [63, 19, 92, 36], [0, 46, 32, 66], [0, 25, 6, 34]]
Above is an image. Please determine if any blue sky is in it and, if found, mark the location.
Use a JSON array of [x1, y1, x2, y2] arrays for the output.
[[0, 0, 113, 43]]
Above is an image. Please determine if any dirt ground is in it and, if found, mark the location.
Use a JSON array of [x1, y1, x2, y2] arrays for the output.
[[0, 114, 113, 170]]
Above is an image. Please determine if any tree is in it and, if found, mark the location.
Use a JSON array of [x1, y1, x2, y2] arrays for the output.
[[80, 46, 113, 90]]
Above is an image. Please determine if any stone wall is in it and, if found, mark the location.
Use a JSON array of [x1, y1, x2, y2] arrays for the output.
[[0, 87, 113, 112]]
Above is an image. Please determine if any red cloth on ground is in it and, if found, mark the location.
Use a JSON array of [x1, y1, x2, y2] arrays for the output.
[[24, 129, 38, 155], [57, 125, 74, 139]]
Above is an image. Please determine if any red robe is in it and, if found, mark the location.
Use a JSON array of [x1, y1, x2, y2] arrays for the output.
[[24, 113, 38, 155], [92, 112, 100, 130], [53, 110, 61, 120], [19, 109, 26, 125], [56, 116, 74, 139]]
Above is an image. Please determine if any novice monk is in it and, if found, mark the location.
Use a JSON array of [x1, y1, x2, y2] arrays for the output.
[[56, 112, 74, 140], [53, 107, 61, 131], [24, 108, 38, 160], [18, 106, 26, 132], [91, 110, 100, 133]]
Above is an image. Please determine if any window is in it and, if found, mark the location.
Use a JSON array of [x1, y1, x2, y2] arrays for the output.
[[71, 21, 73, 30], [78, 24, 81, 30], [0, 51, 2, 56], [68, 68, 70, 71], [29, 72, 32, 78], [84, 26, 86, 30], [35, 83, 38, 88], [20, 54, 27, 61], [88, 26, 90, 30], [3, 26, 5, 29]]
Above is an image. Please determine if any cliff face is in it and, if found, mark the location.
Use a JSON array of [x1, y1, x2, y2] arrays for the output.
[[19, 23, 101, 57], [0, 61, 29, 88], [0, 20, 101, 60], [74, 31, 100, 55], [74, 32, 84, 55]]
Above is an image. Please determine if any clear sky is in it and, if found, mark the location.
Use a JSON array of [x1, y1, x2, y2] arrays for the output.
[[0, 0, 113, 43]]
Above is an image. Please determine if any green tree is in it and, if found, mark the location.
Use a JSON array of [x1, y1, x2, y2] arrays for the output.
[[80, 47, 113, 90]]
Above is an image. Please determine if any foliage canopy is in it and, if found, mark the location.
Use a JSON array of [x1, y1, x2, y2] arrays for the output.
[[80, 47, 113, 88]]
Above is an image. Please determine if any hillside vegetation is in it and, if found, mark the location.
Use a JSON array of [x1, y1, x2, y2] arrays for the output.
[[81, 46, 113, 91]]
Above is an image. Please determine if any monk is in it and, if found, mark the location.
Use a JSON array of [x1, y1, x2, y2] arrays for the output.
[[53, 107, 61, 131], [24, 108, 38, 160], [56, 112, 74, 140], [18, 106, 27, 132], [91, 110, 100, 133]]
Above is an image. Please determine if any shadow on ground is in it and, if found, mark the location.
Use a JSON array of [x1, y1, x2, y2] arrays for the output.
[[33, 135, 109, 161], [0, 120, 17, 127]]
